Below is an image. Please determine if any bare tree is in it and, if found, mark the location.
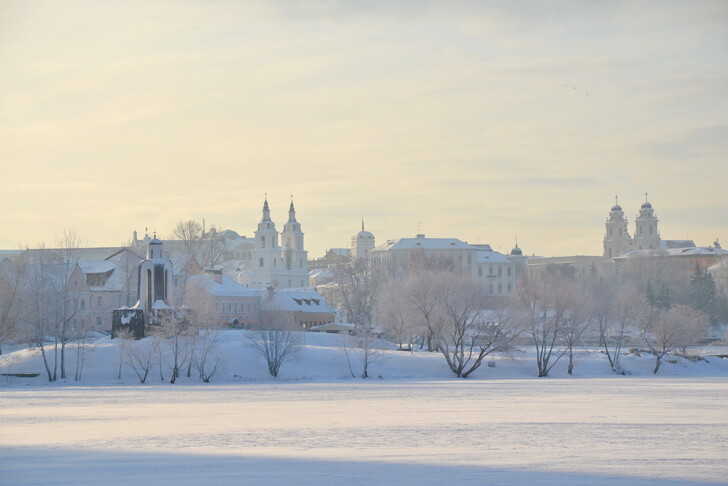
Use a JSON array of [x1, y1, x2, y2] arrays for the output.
[[54, 229, 85, 380], [0, 254, 27, 355], [588, 275, 647, 374], [338, 323, 388, 379], [560, 282, 593, 375], [401, 271, 447, 352], [71, 318, 94, 381], [172, 219, 204, 259], [515, 269, 579, 377], [194, 328, 222, 382], [324, 258, 384, 331], [119, 334, 156, 383], [171, 219, 226, 270], [433, 274, 517, 378], [247, 303, 301, 378], [23, 243, 77, 382], [375, 279, 416, 351], [642, 305, 709, 373], [152, 310, 191, 384]]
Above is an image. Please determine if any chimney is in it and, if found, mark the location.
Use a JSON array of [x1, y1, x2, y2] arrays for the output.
[[205, 269, 223, 284]]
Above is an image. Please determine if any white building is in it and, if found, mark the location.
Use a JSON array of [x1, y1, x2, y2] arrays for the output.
[[239, 197, 309, 289], [369, 234, 526, 296], [187, 272, 335, 329]]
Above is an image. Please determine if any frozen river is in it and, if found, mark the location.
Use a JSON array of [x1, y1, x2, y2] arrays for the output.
[[2, 378, 727, 485]]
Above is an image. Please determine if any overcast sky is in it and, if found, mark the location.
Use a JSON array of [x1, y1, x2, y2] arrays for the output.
[[1, 1, 726, 257]]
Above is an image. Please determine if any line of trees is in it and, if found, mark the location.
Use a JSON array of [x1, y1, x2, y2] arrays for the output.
[[321, 254, 721, 378]]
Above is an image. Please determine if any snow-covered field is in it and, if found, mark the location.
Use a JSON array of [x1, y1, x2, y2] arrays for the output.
[[1, 332, 728, 485]]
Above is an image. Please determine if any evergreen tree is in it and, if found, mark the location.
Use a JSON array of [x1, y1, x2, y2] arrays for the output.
[[689, 264, 717, 324], [655, 283, 672, 310], [646, 281, 656, 308]]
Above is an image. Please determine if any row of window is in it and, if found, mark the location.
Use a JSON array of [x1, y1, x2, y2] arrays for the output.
[[487, 282, 512, 295], [477, 265, 512, 277], [215, 301, 258, 314], [258, 257, 305, 269]]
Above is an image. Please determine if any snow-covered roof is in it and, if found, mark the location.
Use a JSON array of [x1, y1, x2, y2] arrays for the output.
[[188, 275, 258, 298], [308, 322, 354, 333], [474, 250, 512, 264], [78, 260, 116, 275], [309, 267, 333, 279], [617, 246, 728, 259], [327, 248, 351, 257], [661, 240, 696, 249], [78, 260, 126, 291], [373, 236, 472, 251], [23, 247, 129, 262], [266, 289, 336, 314]]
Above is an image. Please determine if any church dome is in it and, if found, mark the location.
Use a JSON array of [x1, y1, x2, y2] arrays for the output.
[[357, 230, 375, 239], [510, 246, 523, 256], [641, 201, 652, 209], [611, 204, 622, 212]]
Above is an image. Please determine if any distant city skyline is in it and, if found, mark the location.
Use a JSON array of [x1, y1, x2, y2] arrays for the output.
[[1, 1, 726, 257]]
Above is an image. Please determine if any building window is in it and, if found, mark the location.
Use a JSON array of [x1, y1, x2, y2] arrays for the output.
[[80, 299, 85, 311], [478, 267, 482, 277], [96, 317, 102, 328], [498, 266, 502, 276], [507, 267, 512, 277], [97, 296, 102, 307], [259, 258, 264, 268], [489, 265, 493, 275]]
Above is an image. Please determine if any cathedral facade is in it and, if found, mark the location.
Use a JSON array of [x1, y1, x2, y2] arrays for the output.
[[238, 197, 309, 289], [603, 196, 661, 258]]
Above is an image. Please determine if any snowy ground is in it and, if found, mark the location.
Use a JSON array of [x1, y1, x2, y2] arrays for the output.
[[1, 332, 728, 485]]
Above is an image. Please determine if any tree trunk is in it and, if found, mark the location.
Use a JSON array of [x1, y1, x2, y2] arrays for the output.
[[567, 349, 574, 375], [653, 356, 662, 374], [61, 338, 66, 379], [40, 343, 53, 382]]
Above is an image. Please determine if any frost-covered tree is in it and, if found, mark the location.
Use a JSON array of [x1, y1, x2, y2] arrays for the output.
[[247, 303, 301, 378], [689, 264, 717, 324], [171, 219, 226, 270], [152, 310, 191, 384], [400, 271, 447, 352], [338, 323, 387, 379], [118, 334, 156, 383], [515, 268, 584, 377], [642, 305, 709, 373], [375, 279, 416, 351], [434, 273, 517, 378], [0, 254, 26, 355]]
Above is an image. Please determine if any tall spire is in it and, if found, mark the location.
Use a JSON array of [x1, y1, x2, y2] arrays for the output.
[[361, 215, 365, 232], [288, 194, 297, 222], [261, 194, 271, 222]]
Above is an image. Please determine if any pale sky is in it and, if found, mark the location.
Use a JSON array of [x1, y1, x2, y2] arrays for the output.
[[1, 1, 726, 257]]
